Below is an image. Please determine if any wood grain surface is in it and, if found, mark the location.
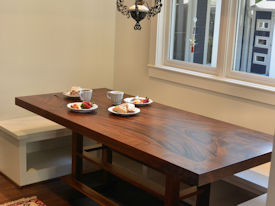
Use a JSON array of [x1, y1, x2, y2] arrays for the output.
[[15, 88, 273, 186]]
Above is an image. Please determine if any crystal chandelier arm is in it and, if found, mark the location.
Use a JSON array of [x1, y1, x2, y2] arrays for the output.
[[117, 0, 130, 18], [148, 0, 162, 19]]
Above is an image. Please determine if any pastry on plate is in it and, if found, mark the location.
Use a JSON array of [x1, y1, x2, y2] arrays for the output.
[[69, 86, 81, 96], [113, 103, 136, 113], [132, 97, 150, 104]]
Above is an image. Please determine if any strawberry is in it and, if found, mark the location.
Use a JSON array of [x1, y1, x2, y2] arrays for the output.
[[81, 101, 92, 109], [142, 97, 149, 103]]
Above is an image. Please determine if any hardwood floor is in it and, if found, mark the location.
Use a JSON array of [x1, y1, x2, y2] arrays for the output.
[[0, 172, 257, 206], [0, 171, 166, 206], [0, 173, 99, 206]]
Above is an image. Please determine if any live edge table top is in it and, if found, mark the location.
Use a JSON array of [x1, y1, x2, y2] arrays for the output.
[[15, 88, 273, 187]]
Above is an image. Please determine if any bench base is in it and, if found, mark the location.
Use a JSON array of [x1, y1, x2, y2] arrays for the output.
[[238, 194, 267, 206], [223, 163, 270, 195]]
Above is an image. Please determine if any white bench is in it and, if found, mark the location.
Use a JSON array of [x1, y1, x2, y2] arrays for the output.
[[0, 116, 72, 186], [223, 163, 271, 195], [238, 194, 267, 206]]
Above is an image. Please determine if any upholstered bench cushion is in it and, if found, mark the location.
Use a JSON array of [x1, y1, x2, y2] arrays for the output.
[[0, 116, 70, 142]]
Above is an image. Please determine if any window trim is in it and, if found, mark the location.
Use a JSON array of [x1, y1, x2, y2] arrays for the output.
[[148, 64, 275, 106], [148, 0, 275, 106]]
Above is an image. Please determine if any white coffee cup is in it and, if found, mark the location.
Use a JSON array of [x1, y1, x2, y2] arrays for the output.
[[107, 91, 124, 105], [80, 89, 93, 102]]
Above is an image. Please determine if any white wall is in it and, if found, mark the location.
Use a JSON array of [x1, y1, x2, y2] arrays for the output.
[[114, 13, 275, 135], [0, 0, 116, 120]]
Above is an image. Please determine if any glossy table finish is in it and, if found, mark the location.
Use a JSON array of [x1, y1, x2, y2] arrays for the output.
[[15, 88, 273, 205]]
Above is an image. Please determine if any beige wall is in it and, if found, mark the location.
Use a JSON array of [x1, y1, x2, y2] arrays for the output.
[[114, 13, 275, 135], [0, 0, 116, 120]]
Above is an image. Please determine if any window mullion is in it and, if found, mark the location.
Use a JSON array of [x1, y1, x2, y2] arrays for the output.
[[216, 0, 236, 78]]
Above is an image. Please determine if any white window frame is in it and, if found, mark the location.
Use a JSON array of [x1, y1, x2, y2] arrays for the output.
[[148, 0, 275, 106], [164, 0, 219, 75]]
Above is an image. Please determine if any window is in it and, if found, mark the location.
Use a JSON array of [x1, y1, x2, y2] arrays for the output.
[[148, 0, 275, 105], [168, 0, 222, 70], [233, 0, 275, 78], [253, 52, 267, 65], [255, 36, 269, 49], [256, 19, 271, 31]]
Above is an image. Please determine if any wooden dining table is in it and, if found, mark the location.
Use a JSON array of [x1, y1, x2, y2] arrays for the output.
[[15, 88, 273, 206]]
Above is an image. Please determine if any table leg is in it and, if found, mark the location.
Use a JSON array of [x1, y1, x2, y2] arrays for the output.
[[164, 175, 180, 206], [102, 145, 112, 164], [102, 145, 113, 186], [196, 184, 211, 206], [72, 132, 83, 179]]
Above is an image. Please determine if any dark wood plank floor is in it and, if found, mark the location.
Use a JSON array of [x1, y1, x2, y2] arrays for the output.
[[0, 172, 175, 206], [0, 172, 257, 206], [0, 173, 99, 206]]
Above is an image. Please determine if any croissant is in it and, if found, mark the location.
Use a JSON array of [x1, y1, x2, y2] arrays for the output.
[[113, 103, 135, 113]]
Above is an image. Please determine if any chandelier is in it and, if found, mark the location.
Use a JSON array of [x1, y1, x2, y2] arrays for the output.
[[117, 0, 162, 30]]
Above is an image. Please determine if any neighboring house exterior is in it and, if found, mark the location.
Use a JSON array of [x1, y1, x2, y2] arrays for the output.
[[234, 0, 275, 77]]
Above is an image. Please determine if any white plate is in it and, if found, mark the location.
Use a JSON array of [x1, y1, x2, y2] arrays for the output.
[[124, 97, 153, 106], [67, 102, 98, 113], [108, 106, 140, 116], [63, 91, 80, 98]]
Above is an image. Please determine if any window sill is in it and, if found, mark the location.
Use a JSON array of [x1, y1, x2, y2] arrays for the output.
[[148, 64, 275, 106]]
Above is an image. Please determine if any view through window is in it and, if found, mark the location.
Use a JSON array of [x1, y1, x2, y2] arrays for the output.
[[233, 0, 275, 78], [170, 0, 222, 67]]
